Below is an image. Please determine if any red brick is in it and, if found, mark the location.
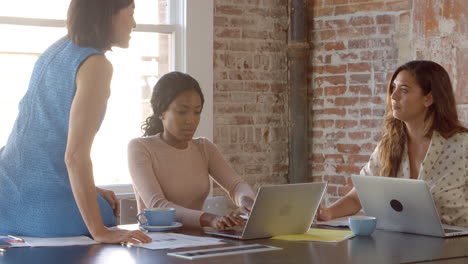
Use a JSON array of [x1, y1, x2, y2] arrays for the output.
[[336, 144, 361, 154], [337, 27, 377, 38], [324, 19, 348, 29], [215, 105, 243, 114], [229, 70, 257, 80], [325, 131, 346, 141], [326, 186, 338, 195], [229, 41, 256, 52], [360, 108, 372, 116], [376, 14, 395, 24], [335, 97, 358, 106], [216, 5, 243, 16], [215, 28, 241, 38], [338, 185, 353, 196], [318, 30, 337, 41], [313, 7, 334, 17], [349, 74, 371, 84], [312, 164, 325, 174], [335, 120, 358, 129], [323, 108, 346, 116], [456, 47, 468, 103], [324, 175, 346, 185], [349, 85, 372, 95], [312, 154, 325, 163], [324, 86, 347, 96], [373, 108, 386, 117], [348, 154, 370, 164], [360, 96, 384, 105], [361, 143, 377, 152], [336, 165, 361, 175], [324, 42, 346, 51], [385, 0, 412, 12], [313, 119, 335, 128], [348, 131, 371, 140], [444, 0, 468, 35], [214, 16, 229, 27], [243, 29, 269, 39], [339, 53, 359, 61], [325, 155, 344, 164], [313, 65, 347, 75], [315, 75, 346, 86], [413, 0, 440, 36], [349, 16, 374, 26], [312, 130, 324, 139], [348, 62, 371, 72], [335, 2, 385, 15], [378, 25, 394, 34], [245, 82, 269, 92]]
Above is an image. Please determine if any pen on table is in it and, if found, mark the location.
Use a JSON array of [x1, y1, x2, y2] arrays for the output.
[[7, 235, 24, 242]]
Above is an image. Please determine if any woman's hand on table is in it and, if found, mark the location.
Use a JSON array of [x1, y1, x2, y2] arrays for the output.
[[93, 227, 152, 244]]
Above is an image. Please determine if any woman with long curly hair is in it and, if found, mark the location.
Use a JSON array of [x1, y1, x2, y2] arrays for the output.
[[318, 60, 468, 226]]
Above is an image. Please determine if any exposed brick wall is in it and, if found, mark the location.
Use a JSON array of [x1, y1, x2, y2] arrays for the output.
[[309, 0, 468, 204], [212, 0, 289, 194]]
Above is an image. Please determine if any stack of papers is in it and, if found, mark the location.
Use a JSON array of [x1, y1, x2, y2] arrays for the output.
[[0, 235, 97, 248], [271, 228, 354, 243], [134, 233, 225, 250]]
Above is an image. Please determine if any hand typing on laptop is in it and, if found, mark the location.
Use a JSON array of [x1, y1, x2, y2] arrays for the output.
[[200, 212, 246, 230]]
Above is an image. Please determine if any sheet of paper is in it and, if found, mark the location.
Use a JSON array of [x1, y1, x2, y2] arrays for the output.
[[134, 233, 225, 250], [271, 228, 354, 243], [19, 236, 97, 247], [0, 236, 30, 248]]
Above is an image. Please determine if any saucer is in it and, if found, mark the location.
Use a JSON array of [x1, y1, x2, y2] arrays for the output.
[[139, 222, 183, 232]]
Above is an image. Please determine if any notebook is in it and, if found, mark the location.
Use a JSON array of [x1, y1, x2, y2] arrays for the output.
[[205, 182, 326, 240], [351, 175, 468, 237]]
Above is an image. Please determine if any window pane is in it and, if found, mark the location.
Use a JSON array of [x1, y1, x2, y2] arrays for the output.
[[92, 32, 172, 185], [1, 1, 71, 20], [136, 0, 169, 24], [0, 25, 66, 147], [1, 0, 168, 24]]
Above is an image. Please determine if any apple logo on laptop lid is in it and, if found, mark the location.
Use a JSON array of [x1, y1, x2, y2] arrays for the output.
[[390, 199, 403, 212]]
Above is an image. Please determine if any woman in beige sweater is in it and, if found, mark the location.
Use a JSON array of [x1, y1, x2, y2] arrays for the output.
[[128, 71, 255, 229]]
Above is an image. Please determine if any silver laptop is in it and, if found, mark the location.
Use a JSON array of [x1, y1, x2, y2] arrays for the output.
[[205, 182, 326, 240], [351, 175, 468, 237]]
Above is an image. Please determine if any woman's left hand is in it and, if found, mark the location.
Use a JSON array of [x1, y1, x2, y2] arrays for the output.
[[96, 187, 120, 217], [239, 196, 254, 215]]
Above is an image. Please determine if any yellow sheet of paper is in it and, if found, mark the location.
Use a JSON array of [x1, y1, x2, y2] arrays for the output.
[[271, 228, 354, 242]]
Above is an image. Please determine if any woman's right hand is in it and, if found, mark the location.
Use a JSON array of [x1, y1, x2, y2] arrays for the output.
[[201, 212, 245, 230], [92, 227, 152, 244], [317, 204, 333, 221]]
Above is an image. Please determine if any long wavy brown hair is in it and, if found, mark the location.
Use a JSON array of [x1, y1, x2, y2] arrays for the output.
[[379, 60, 468, 177]]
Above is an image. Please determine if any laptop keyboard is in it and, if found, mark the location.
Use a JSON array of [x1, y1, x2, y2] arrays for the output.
[[216, 229, 243, 236]]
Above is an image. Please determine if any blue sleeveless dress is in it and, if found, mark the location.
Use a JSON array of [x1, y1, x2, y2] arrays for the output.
[[0, 37, 116, 237]]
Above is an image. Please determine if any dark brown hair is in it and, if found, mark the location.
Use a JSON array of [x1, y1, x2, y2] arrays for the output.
[[67, 0, 134, 51], [142, 72, 205, 137], [379, 60, 467, 177]]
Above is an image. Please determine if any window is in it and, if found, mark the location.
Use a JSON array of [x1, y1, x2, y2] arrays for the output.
[[0, 0, 213, 191]]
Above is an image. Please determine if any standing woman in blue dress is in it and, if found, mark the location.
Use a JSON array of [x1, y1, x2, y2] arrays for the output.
[[0, 0, 151, 244]]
